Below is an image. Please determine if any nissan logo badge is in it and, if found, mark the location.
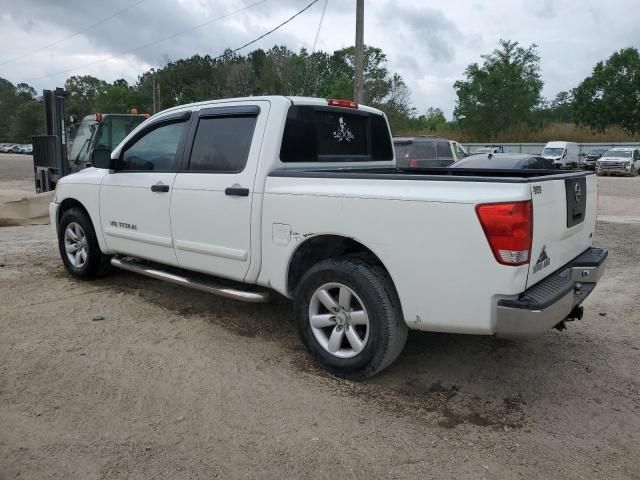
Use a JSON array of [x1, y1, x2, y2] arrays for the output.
[[574, 183, 582, 203]]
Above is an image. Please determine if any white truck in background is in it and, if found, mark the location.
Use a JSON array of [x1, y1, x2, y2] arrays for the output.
[[50, 96, 607, 378], [542, 141, 580, 169]]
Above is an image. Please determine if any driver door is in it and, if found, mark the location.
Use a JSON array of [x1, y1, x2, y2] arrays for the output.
[[100, 111, 191, 265]]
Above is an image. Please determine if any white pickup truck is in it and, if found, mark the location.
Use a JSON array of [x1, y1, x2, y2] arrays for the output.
[[50, 96, 607, 378]]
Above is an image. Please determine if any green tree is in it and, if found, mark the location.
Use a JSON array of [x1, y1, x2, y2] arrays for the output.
[[95, 79, 146, 113], [573, 47, 640, 133], [11, 100, 44, 142], [64, 75, 108, 121], [454, 39, 543, 139]]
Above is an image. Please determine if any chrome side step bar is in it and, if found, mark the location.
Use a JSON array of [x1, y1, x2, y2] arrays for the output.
[[110, 257, 270, 303]]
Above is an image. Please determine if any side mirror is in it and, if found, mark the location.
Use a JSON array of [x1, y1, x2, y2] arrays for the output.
[[91, 148, 113, 169]]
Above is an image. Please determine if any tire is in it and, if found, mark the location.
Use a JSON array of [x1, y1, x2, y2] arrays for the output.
[[294, 255, 408, 379], [629, 166, 638, 177], [58, 207, 111, 280]]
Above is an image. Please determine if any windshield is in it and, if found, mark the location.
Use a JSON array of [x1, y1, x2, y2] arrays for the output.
[[68, 117, 97, 164], [542, 147, 564, 157], [603, 150, 631, 158], [588, 149, 607, 156]]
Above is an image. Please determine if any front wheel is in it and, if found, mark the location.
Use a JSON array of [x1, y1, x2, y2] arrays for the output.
[[58, 207, 112, 280], [294, 256, 408, 379]]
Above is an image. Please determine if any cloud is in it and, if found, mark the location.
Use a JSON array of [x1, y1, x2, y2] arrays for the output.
[[378, 1, 461, 64], [0, 0, 638, 119]]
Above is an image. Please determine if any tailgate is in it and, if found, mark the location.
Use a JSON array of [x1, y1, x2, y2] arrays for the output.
[[527, 173, 597, 288]]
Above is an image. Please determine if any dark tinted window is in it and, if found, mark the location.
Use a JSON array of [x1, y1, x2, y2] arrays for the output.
[[188, 116, 257, 172], [413, 142, 436, 159], [120, 121, 185, 171], [280, 106, 393, 162], [524, 156, 554, 169], [436, 141, 452, 159], [394, 143, 411, 160]]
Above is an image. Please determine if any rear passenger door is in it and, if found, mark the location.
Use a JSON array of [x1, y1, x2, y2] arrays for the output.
[[170, 103, 268, 281]]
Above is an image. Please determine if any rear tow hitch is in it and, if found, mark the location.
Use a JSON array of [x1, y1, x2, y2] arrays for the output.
[[567, 305, 584, 321], [555, 305, 585, 331]]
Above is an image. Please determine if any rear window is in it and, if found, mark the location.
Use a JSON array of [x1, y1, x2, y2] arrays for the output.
[[280, 106, 393, 162], [188, 116, 257, 172], [393, 142, 411, 160]]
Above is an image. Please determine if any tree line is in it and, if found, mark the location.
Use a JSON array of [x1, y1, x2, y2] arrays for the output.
[[1, 42, 639, 143]]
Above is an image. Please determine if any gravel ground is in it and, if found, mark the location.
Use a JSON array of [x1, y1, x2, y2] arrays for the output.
[[1, 154, 639, 479]]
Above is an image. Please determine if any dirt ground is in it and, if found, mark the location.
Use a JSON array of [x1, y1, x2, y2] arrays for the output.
[[1, 154, 639, 479]]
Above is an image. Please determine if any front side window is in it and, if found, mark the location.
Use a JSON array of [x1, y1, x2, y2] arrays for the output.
[[188, 116, 257, 172], [453, 142, 468, 158], [119, 121, 185, 171]]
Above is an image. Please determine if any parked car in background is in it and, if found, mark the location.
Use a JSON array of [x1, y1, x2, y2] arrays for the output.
[[541, 141, 580, 169], [393, 136, 468, 168], [19, 144, 33, 154], [597, 147, 640, 176], [452, 153, 555, 170], [0, 144, 17, 153], [475, 145, 504, 154], [583, 148, 608, 170]]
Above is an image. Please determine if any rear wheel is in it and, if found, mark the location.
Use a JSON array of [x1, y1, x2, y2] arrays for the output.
[[58, 208, 111, 279], [294, 256, 407, 379]]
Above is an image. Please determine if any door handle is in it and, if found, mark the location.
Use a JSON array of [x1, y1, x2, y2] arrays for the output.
[[225, 187, 249, 197], [151, 184, 170, 193]]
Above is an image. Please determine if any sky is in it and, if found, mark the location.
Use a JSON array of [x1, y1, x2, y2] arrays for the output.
[[0, 0, 638, 118]]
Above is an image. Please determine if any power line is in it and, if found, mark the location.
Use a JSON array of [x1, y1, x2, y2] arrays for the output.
[[214, 0, 319, 59], [24, 0, 270, 82], [312, 0, 328, 53], [0, 0, 147, 67], [157, 0, 319, 76]]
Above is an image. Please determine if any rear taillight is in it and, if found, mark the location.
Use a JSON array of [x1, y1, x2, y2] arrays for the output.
[[476, 201, 532, 266], [409, 158, 418, 168]]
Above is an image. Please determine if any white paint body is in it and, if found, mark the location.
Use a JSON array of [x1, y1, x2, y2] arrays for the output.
[[51, 96, 598, 335], [542, 141, 580, 168]]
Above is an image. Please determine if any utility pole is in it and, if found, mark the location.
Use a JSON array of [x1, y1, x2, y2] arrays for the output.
[[151, 68, 156, 115], [353, 0, 365, 103]]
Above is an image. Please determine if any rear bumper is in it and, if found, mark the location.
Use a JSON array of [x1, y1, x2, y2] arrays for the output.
[[496, 247, 607, 337]]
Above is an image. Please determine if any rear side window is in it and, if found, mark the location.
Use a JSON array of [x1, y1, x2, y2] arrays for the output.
[[413, 142, 436, 159], [436, 141, 452, 159], [188, 116, 257, 172], [280, 106, 393, 162]]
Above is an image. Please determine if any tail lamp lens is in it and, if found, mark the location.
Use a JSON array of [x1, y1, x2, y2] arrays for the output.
[[476, 201, 532, 266]]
